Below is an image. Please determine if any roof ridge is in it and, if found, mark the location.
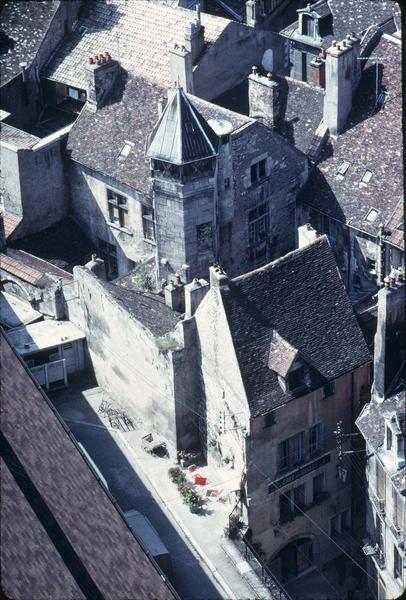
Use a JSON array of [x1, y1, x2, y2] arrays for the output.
[[231, 235, 328, 283]]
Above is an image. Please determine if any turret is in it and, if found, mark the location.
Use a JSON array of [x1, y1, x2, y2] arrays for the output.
[[146, 83, 219, 282]]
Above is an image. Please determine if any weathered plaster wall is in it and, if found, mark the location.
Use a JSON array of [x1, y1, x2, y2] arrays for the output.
[[0, 269, 66, 319], [69, 163, 155, 276], [246, 364, 370, 568]]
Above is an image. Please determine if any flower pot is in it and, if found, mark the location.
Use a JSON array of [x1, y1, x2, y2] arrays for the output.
[[189, 504, 199, 514]]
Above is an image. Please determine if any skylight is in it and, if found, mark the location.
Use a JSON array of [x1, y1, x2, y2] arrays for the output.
[[364, 208, 379, 223], [336, 160, 350, 178], [361, 170, 373, 184], [118, 143, 133, 163]]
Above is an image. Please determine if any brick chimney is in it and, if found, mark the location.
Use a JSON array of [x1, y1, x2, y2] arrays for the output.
[[310, 55, 326, 88], [248, 69, 280, 129], [85, 53, 121, 112], [324, 34, 361, 136], [373, 275, 405, 401], [184, 277, 209, 318], [169, 44, 194, 93]]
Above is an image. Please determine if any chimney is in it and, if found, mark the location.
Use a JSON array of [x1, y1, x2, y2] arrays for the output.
[[184, 277, 209, 318], [298, 223, 318, 248], [324, 34, 360, 136], [246, 0, 260, 27], [157, 97, 165, 117], [373, 275, 405, 401], [248, 69, 280, 129], [184, 19, 205, 64], [85, 54, 121, 112], [209, 265, 229, 290], [169, 44, 194, 93], [310, 56, 326, 88], [164, 278, 185, 313], [85, 253, 107, 280]]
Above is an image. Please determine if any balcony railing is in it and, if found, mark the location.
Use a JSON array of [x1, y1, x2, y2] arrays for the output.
[[30, 359, 67, 390]]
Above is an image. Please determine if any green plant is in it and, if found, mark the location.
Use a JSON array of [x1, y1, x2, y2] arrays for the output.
[[183, 489, 199, 506], [168, 466, 183, 481], [178, 481, 191, 494]]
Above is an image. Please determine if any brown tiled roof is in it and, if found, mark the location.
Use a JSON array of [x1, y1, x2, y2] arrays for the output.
[[0, 0, 60, 85], [383, 200, 404, 250], [43, 0, 230, 89], [1, 212, 22, 239], [0, 252, 44, 286], [299, 36, 402, 239], [0, 328, 178, 600], [7, 248, 73, 281], [221, 236, 371, 416]]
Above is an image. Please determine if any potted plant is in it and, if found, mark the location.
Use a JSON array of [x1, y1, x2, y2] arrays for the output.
[[177, 449, 200, 468], [168, 466, 183, 483], [183, 489, 200, 513]]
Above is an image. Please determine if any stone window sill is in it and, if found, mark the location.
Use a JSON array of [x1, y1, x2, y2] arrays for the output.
[[143, 238, 156, 246], [108, 222, 133, 235]]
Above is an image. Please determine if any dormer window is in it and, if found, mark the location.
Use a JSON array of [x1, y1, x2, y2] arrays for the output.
[[302, 14, 315, 37], [288, 366, 305, 390]]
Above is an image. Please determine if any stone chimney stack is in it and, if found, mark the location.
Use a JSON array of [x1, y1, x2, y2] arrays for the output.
[[209, 265, 229, 290], [85, 53, 121, 112], [324, 34, 361, 136], [184, 277, 209, 318], [169, 44, 194, 93], [373, 275, 405, 401], [184, 18, 205, 64], [310, 54, 326, 88], [298, 223, 318, 248], [246, 0, 260, 27], [85, 254, 107, 280], [248, 68, 280, 129], [164, 275, 185, 313]]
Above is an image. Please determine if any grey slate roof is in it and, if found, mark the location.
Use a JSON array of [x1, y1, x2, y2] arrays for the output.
[[221, 236, 371, 416], [43, 0, 231, 89], [146, 84, 219, 165], [0, 328, 177, 600], [298, 36, 403, 243], [357, 390, 406, 452], [0, 122, 40, 149], [0, 0, 59, 85], [67, 74, 251, 196]]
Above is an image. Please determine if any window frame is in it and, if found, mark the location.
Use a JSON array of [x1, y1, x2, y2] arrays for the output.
[[250, 158, 267, 185], [309, 423, 323, 457], [142, 205, 155, 243], [107, 188, 128, 229]]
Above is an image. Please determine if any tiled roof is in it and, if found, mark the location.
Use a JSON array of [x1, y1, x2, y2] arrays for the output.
[[43, 0, 230, 89], [0, 252, 45, 286], [275, 75, 325, 155], [67, 74, 251, 196], [298, 36, 402, 241], [221, 236, 371, 416], [7, 248, 73, 281], [383, 200, 404, 250], [0, 122, 40, 149], [357, 389, 405, 452], [1, 212, 22, 239], [0, 329, 178, 600], [12, 217, 94, 270], [106, 278, 181, 337], [146, 84, 219, 165], [0, 0, 59, 85]]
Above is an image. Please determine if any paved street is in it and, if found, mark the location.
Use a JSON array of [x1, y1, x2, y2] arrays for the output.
[[50, 380, 269, 600]]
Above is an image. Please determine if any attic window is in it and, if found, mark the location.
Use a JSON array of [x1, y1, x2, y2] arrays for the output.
[[118, 142, 133, 163], [78, 26, 88, 35], [336, 161, 350, 178], [361, 170, 373, 184], [364, 208, 379, 223]]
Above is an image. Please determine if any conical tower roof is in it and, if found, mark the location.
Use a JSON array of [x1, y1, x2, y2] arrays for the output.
[[146, 84, 219, 165]]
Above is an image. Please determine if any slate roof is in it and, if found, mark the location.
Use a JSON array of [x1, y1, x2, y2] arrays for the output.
[[298, 36, 403, 243], [0, 0, 59, 85], [357, 389, 405, 452], [275, 75, 325, 154], [67, 74, 251, 196], [11, 217, 94, 271], [43, 0, 231, 89], [146, 84, 219, 165], [106, 279, 181, 337], [0, 328, 178, 600], [281, 0, 397, 48], [0, 122, 40, 149], [221, 236, 371, 416]]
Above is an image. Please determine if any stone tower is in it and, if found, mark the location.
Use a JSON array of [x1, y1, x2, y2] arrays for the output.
[[146, 83, 219, 284]]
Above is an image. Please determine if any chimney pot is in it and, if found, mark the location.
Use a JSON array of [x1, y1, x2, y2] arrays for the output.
[[342, 40, 346, 47], [337, 44, 341, 50], [89, 57, 95, 64], [252, 65, 258, 76], [174, 43, 179, 49], [389, 274, 397, 288], [332, 40, 337, 47], [398, 272, 404, 283], [384, 276, 391, 288], [105, 51, 111, 61], [267, 71, 273, 80], [175, 271, 182, 285]]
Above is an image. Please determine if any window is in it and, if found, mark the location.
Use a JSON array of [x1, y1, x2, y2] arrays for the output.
[[107, 189, 128, 229], [67, 86, 80, 100], [302, 15, 315, 37], [361, 170, 373, 184], [196, 222, 213, 253], [248, 202, 269, 246], [365, 208, 379, 223], [224, 177, 230, 188], [324, 381, 335, 398], [386, 426, 393, 450], [118, 142, 133, 163], [279, 484, 306, 522], [250, 158, 267, 184], [394, 546, 402, 580], [278, 431, 305, 471], [330, 509, 350, 538], [313, 472, 325, 501], [393, 488, 404, 531], [97, 238, 118, 280], [264, 412, 276, 428], [288, 366, 305, 391], [309, 423, 323, 456], [376, 460, 385, 500], [142, 205, 155, 242], [335, 160, 350, 179]]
